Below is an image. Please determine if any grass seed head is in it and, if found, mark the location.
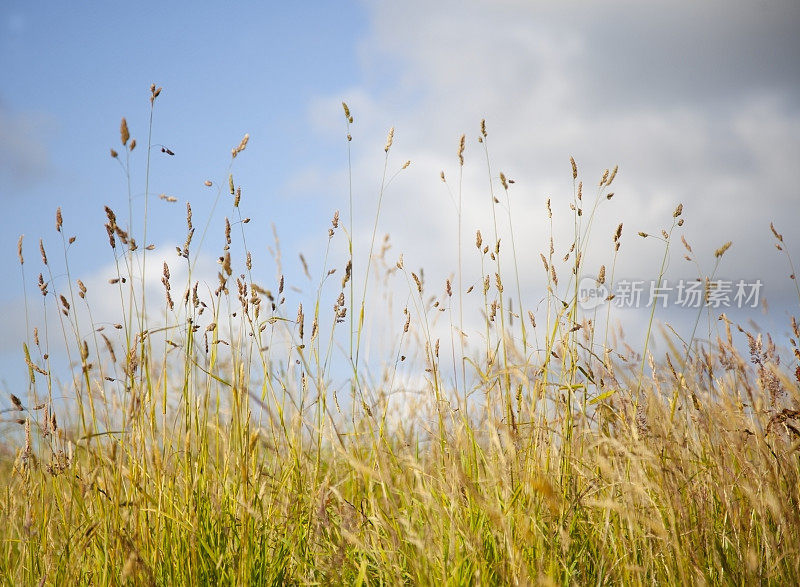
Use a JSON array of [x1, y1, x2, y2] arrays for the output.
[[342, 260, 351, 288], [607, 164, 618, 186], [715, 241, 732, 258], [150, 83, 162, 104], [120, 117, 130, 146], [412, 272, 422, 293], [231, 133, 249, 158], [24, 418, 31, 458], [384, 127, 394, 152], [297, 303, 305, 340]]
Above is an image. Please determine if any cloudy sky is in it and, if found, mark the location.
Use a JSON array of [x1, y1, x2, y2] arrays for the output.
[[1, 0, 799, 396]]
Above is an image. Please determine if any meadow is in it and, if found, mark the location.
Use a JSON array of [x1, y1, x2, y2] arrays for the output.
[[1, 85, 799, 585]]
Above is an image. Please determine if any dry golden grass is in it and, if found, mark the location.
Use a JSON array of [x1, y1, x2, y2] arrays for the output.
[[1, 86, 799, 586]]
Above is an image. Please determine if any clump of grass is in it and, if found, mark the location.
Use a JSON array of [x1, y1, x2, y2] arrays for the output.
[[1, 86, 799, 585]]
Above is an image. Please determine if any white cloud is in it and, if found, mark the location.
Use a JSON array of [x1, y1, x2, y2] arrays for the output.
[[0, 245, 222, 356], [301, 0, 800, 344]]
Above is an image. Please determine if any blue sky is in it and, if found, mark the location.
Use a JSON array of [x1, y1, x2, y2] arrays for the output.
[[2, 0, 800, 399], [0, 2, 367, 279]]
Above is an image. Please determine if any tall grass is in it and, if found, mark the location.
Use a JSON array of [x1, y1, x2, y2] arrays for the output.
[[1, 86, 799, 586]]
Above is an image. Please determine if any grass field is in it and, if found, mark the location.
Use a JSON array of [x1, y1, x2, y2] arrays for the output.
[[2, 87, 799, 585]]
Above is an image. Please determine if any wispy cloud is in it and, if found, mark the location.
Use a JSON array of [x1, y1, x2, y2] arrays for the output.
[[303, 0, 800, 317]]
